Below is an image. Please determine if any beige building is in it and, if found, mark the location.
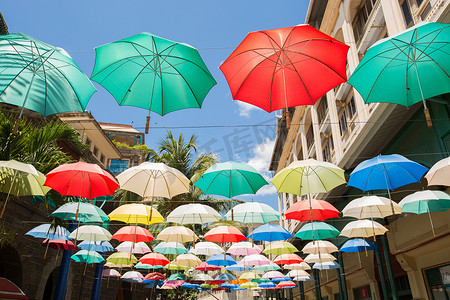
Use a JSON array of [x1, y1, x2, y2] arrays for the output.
[[270, 1, 450, 300]]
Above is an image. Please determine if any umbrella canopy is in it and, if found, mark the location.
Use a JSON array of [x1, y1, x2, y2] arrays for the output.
[[153, 242, 187, 255], [68, 225, 112, 241], [227, 242, 262, 256], [248, 224, 292, 242], [253, 262, 281, 272], [342, 196, 402, 219], [226, 264, 253, 272], [273, 254, 304, 265], [271, 159, 346, 196], [340, 220, 388, 238], [194, 161, 268, 198], [0, 33, 96, 118], [293, 275, 314, 282], [26, 224, 70, 240], [135, 262, 163, 270], [399, 190, 450, 214], [262, 271, 285, 279], [224, 201, 280, 224], [50, 202, 108, 224], [347, 154, 428, 191], [425, 156, 450, 186], [91, 33, 216, 121], [188, 241, 224, 256], [219, 25, 348, 114], [204, 226, 246, 243], [71, 250, 104, 264], [263, 241, 298, 255], [240, 254, 271, 267], [168, 273, 188, 281], [284, 262, 311, 271], [139, 253, 170, 266], [164, 263, 189, 271], [45, 162, 119, 199], [42, 239, 76, 250], [195, 262, 221, 271], [259, 282, 276, 289], [206, 254, 237, 266], [156, 226, 198, 243], [107, 252, 138, 266], [304, 253, 336, 264], [111, 226, 155, 243], [116, 241, 152, 254], [102, 269, 121, 277], [272, 276, 292, 283], [287, 270, 310, 278], [172, 253, 201, 268], [347, 22, 450, 109], [144, 273, 166, 281], [285, 199, 340, 222], [239, 272, 260, 280], [302, 241, 338, 255], [278, 281, 296, 289], [240, 281, 258, 289], [191, 273, 214, 282], [166, 203, 221, 224], [105, 262, 133, 269], [313, 262, 341, 270], [121, 271, 144, 281], [117, 162, 190, 199], [109, 203, 164, 225], [294, 222, 340, 240], [221, 282, 238, 289], [77, 241, 113, 253], [339, 239, 377, 253], [0, 277, 28, 300]]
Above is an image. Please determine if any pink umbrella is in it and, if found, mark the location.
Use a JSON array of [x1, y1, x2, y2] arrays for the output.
[[240, 254, 271, 266], [277, 281, 296, 288], [102, 269, 121, 277], [273, 254, 304, 265], [227, 241, 262, 256], [262, 271, 285, 279], [195, 262, 221, 271], [116, 241, 151, 254], [164, 280, 185, 287]]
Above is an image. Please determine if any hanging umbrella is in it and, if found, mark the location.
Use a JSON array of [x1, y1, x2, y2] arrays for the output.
[[219, 25, 349, 128], [224, 201, 280, 224], [248, 224, 292, 242], [188, 241, 224, 256], [312, 261, 340, 270], [342, 196, 402, 219], [284, 262, 311, 271], [302, 241, 338, 255], [287, 270, 310, 278], [68, 225, 112, 241], [111, 226, 155, 243], [339, 239, 377, 253], [116, 241, 152, 254], [221, 282, 238, 289], [240, 281, 258, 289], [135, 262, 163, 270], [204, 226, 246, 244], [195, 262, 221, 271], [294, 222, 340, 240], [117, 162, 190, 199], [71, 250, 104, 264], [191, 273, 214, 282], [153, 242, 187, 255], [26, 224, 69, 240], [340, 220, 388, 238], [240, 254, 271, 267], [399, 190, 450, 236], [172, 253, 201, 268], [167, 273, 188, 281], [164, 263, 189, 271], [42, 239, 76, 251], [91, 33, 216, 133], [347, 154, 428, 192], [259, 282, 276, 289], [239, 272, 260, 280], [139, 253, 170, 266], [50, 202, 109, 224], [109, 203, 164, 225], [121, 271, 144, 283], [102, 269, 121, 277], [304, 253, 336, 264], [106, 252, 138, 266], [273, 254, 304, 265], [272, 276, 292, 283], [206, 254, 237, 266], [293, 275, 314, 282], [167, 203, 221, 224], [253, 262, 281, 272], [278, 281, 296, 289], [262, 271, 284, 279], [156, 226, 198, 243], [347, 22, 450, 126], [225, 264, 253, 272], [227, 242, 262, 256], [271, 159, 346, 196], [0, 160, 50, 218], [77, 241, 113, 253], [285, 199, 340, 222], [45, 161, 119, 199], [263, 241, 298, 255], [425, 156, 450, 186], [105, 262, 133, 269], [0, 33, 96, 129], [144, 273, 166, 281]]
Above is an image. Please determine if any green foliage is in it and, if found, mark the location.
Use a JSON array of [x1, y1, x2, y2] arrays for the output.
[[0, 221, 16, 248], [112, 140, 151, 154]]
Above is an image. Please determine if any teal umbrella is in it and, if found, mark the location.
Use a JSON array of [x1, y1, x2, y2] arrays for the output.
[[50, 202, 108, 224], [348, 22, 450, 126], [71, 250, 104, 264], [91, 33, 216, 133], [0, 33, 96, 131], [294, 222, 340, 241], [153, 242, 187, 255]]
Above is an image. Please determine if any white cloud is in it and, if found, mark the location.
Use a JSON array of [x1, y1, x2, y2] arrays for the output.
[[236, 101, 259, 118], [246, 138, 277, 196]]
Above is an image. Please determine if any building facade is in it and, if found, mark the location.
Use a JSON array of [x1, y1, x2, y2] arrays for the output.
[[270, 0, 450, 299]]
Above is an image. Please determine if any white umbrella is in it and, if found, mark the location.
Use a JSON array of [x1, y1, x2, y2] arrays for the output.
[[167, 203, 221, 224], [191, 273, 213, 282], [425, 156, 450, 186], [340, 219, 388, 238], [262, 271, 284, 279], [172, 253, 202, 268], [156, 226, 198, 243], [121, 271, 144, 282], [240, 254, 271, 266], [342, 196, 402, 219], [227, 241, 262, 256], [188, 242, 224, 256], [287, 270, 309, 278], [69, 225, 112, 241], [224, 202, 280, 224], [284, 262, 311, 271], [302, 241, 338, 255], [116, 241, 151, 254], [304, 253, 336, 264]]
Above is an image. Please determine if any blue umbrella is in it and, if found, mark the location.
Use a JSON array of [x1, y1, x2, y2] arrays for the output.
[[181, 282, 195, 289], [272, 276, 291, 283], [348, 154, 428, 192], [225, 264, 252, 271], [26, 224, 70, 240], [215, 273, 237, 281], [339, 239, 377, 253], [313, 261, 340, 270], [220, 282, 238, 289], [248, 224, 293, 242], [78, 241, 114, 253], [207, 254, 237, 266], [231, 287, 246, 291], [259, 282, 276, 288]]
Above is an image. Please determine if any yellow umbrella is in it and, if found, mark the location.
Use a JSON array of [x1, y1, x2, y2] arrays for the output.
[[239, 272, 261, 280], [302, 241, 338, 255], [107, 252, 138, 266], [263, 241, 298, 255], [164, 263, 190, 271], [108, 203, 164, 225]]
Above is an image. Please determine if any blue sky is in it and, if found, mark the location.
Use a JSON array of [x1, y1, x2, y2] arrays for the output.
[[3, 1, 309, 208]]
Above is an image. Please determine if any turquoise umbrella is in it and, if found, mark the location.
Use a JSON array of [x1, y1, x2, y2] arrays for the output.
[[0, 33, 96, 131], [348, 22, 450, 126], [50, 202, 108, 224], [153, 242, 188, 255], [71, 250, 104, 264], [294, 222, 340, 241], [91, 33, 216, 133]]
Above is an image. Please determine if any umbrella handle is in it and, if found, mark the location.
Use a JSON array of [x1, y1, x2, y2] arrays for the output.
[[286, 110, 290, 129], [0, 175, 16, 219], [424, 108, 433, 128], [145, 115, 151, 134]]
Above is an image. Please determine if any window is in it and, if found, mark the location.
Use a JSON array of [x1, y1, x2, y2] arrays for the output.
[[100, 154, 105, 164], [415, 0, 423, 6], [402, 0, 413, 27], [93, 146, 98, 157], [348, 96, 357, 118], [425, 264, 450, 300], [306, 127, 314, 151], [339, 110, 348, 135], [353, 285, 371, 300], [317, 98, 328, 125], [109, 160, 129, 174], [352, 0, 377, 42], [85, 137, 91, 147]]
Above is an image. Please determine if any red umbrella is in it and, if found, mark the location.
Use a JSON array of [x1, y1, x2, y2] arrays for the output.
[[111, 226, 154, 243], [220, 25, 349, 127], [277, 281, 296, 288], [285, 199, 340, 222], [144, 272, 166, 281], [42, 239, 77, 250], [139, 253, 169, 266], [195, 262, 221, 271], [0, 277, 27, 299], [273, 254, 304, 265], [204, 226, 246, 244], [45, 162, 119, 199]]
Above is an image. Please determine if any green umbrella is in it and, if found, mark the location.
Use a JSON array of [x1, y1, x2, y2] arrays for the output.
[[167, 273, 187, 281], [91, 32, 216, 133], [253, 262, 281, 271], [348, 22, 450, 126], [294, 222, 340, 241], [0, 33, 96, 132]]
